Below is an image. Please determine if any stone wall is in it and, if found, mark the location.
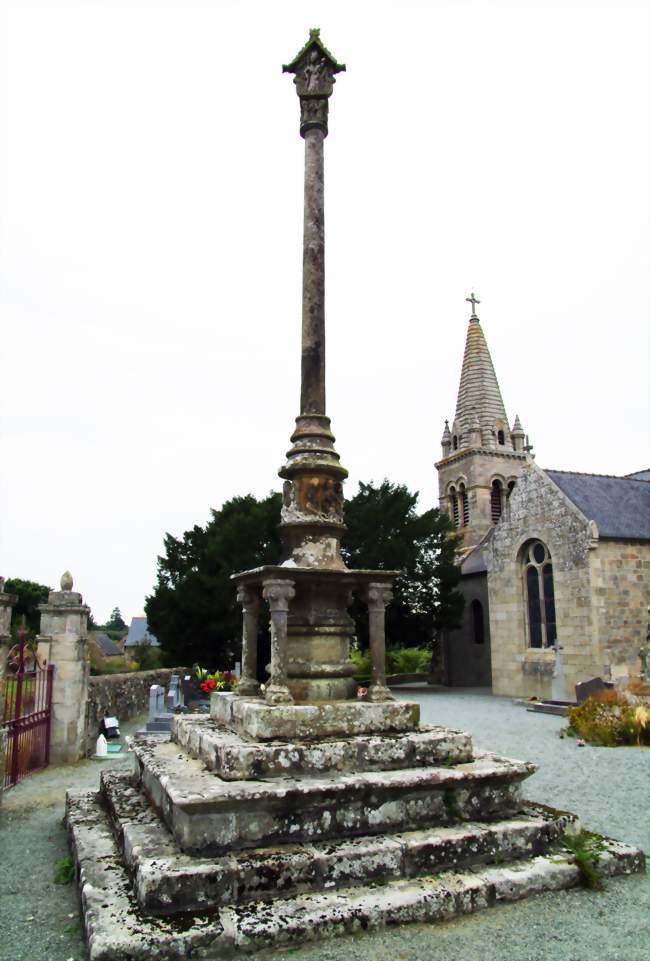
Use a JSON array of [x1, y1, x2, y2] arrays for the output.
[[486, 463, 597, 698], [589, 539, 650, 682], [486, 463, 649, 698], [443, 573, 492, 686], [86, 668, 184, 753]]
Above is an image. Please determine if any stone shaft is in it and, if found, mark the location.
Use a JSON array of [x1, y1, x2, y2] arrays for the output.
[[236, 587, 260, 697], [301, 128, 326, 415]]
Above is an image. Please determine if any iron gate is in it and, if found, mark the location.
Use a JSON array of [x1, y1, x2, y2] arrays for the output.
[[2, 630, 54, 788]]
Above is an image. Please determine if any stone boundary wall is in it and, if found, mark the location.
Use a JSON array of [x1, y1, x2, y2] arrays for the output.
[[86, 668, 185, 754]]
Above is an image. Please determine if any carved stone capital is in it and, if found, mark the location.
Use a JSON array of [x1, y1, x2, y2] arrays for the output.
[[236, 585, 260, 612], [365, 582, 394, 611], [263, 579, 296, 612]]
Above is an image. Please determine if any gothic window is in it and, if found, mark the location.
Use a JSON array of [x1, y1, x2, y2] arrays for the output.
[[458, 483, 469, 527], [471, 599, 485, 645], [497, 429, 505, 445], [453, 435, 458, 451], [449, 486, 459, 527], [491, 480, 503, 522], [522, 540, 557, 648]]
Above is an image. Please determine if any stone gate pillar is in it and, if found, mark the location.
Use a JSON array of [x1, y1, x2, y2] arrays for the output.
[[37, 571, 90, 764], [0, 578, 17, 804]]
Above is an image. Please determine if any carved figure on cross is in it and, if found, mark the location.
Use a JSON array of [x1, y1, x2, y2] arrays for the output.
[[466, 292, 480, 317]]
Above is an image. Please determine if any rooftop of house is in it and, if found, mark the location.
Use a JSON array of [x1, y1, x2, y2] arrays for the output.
[[92, 632, 122, 657], [546, 469, 650, 541], [124, 616, 160, 647]]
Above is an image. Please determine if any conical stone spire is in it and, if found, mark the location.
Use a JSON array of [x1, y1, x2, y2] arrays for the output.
[[452, 301, 512, 450]]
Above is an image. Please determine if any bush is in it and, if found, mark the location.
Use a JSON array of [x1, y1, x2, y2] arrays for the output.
[[351, 646, 430, 677], [568, 692, 650, 747]]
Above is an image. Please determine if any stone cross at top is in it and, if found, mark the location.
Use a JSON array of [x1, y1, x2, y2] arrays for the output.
[[466, 292, 480, 318], [283, 28, 346, 138]]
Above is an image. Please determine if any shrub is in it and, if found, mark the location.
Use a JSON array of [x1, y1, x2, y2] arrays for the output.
[[568, 692, 650, 747], [351, 646, 430, 677]]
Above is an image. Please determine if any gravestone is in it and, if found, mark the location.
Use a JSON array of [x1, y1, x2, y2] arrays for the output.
[[575, 676, 613, 704], [166, 674, 182, 711]]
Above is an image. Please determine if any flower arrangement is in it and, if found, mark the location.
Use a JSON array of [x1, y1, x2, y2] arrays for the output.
[[194, 666, 238, 695]]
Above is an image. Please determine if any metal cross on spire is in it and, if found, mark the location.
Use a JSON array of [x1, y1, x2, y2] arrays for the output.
[[466, 292, 480, 318]]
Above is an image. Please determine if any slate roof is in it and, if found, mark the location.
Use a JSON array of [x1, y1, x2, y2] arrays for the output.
[[124, 617, 160, 647], [93, 632, 122, 657], [453, 316, 512, 448], [626, 469, 650, 481], [545, 470, 650, 541]]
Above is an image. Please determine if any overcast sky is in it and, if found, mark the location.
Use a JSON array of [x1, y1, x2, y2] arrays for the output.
[[1, 0, 648, 624]]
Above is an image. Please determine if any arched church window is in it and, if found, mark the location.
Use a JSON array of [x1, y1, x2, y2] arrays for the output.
[[491, 480, 503, 522], [522, 540, 557, 648], [497, 430, 505, 445], [507, 480, 516, 497], [449, 486, 459, 527], [452, 435, 458, 451], [471, 599, 484, 645], [458, 483, 469, 527]]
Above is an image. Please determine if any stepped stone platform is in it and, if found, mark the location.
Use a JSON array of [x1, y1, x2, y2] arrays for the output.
[[66, 692, 645, 960]]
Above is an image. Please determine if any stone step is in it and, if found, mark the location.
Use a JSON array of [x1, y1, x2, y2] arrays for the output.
[[100, 768, 579, 915], [173, 714, 474, 780], [66, 789, 645, 961], [132, 735, 536, 854]]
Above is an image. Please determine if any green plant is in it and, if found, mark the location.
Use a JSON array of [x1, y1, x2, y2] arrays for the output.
[[54, 856, 75, 885], [568, 692, 649, 747], [442, 788, 462, 821], [562, 830, 606, 890]]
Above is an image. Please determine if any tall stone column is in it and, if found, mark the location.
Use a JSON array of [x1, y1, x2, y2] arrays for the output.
[[36, 571, 90, 764], [236, 586, 261, 696], [263, 579, 295, 705], [364, 583, 396, 703], [280, 30, 348, 573]]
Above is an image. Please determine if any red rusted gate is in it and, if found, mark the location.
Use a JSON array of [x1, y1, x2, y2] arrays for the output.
[[2, 629, 54, 789]]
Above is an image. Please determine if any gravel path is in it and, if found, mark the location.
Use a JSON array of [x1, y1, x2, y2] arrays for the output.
[[1, 691, 649, 961]]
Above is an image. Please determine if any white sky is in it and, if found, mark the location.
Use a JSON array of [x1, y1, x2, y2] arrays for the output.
[[1, 0, 648, 624]]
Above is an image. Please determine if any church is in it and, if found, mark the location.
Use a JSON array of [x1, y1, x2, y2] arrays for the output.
[[436, 295, 650, 698]]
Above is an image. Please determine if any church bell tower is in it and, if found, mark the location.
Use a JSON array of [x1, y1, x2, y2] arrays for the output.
[[436, 294, 531, 552]]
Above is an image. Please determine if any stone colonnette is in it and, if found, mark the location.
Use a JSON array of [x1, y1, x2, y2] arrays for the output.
[[65, 31, 644, 960]]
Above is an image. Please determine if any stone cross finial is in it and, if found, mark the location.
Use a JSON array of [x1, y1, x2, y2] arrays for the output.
[[466, 292, 480, 318], [283, 29, 346, 137]]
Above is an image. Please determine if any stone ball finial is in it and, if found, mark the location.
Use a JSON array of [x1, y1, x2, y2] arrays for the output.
[[61, 570, 73, 591]]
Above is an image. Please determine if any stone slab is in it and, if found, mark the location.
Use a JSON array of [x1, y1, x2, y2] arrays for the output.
[[101, 767, 579, 915], [173, 714, 473, 780], [211, 692, 420, 740], [65, 789, 645, 961], [133, 736, 535, 854]]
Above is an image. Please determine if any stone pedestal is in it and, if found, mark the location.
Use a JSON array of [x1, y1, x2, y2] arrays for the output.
[[232, 567, 399, 703], [37, 572, 90, 764]]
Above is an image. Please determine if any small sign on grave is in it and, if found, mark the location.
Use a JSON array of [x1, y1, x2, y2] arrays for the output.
[[101, 716, 120, 739]]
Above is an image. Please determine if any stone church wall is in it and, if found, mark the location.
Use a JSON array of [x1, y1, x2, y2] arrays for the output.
[[486, 464, 596, 698], [589, 539, 650, 682]]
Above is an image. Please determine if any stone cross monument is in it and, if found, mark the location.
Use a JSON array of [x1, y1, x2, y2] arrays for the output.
[[231, 29, 399, 708]]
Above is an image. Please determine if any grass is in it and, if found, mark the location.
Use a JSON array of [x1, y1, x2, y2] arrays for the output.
[[562, 830, 607, 891], [53, 855, 75, 885]]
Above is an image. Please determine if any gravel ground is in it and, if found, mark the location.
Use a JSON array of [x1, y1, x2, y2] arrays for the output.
[[1, 691, 649, 961]]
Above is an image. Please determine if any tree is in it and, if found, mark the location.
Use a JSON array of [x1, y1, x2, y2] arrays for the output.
[[4, 578, 51, 638], [343, 480, 464, 649], [145, 481, 463, 667], [145, 493, 283, 668], [106, 607, 126, 631]]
